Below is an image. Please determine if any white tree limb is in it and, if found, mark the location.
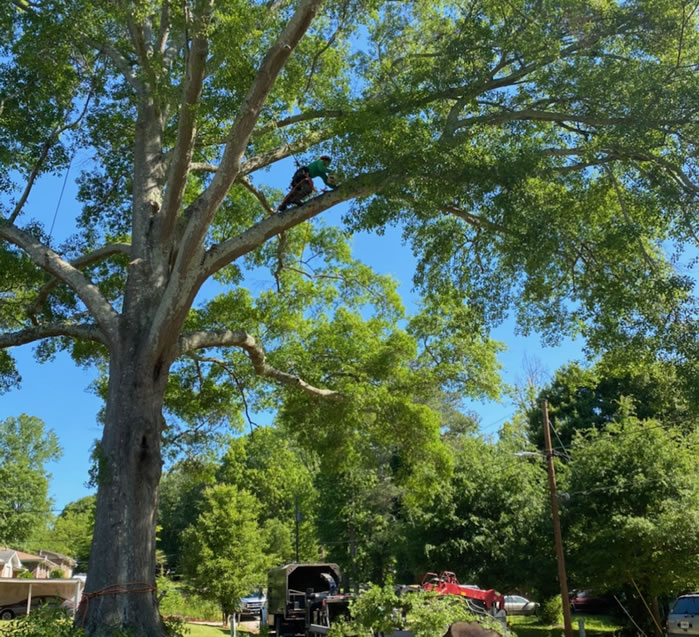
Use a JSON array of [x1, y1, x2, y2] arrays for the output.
[[161, 0, 213, 237], [0, 323, 107, 348], [28, 242, 131, 323], [0, 223, 120, 344], [179, 330, 341, 400]]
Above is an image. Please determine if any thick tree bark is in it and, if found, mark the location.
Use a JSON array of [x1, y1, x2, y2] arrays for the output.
[[76, 331, 170, 635]]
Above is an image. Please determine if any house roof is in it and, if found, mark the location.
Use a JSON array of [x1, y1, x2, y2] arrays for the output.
[[0, 548, 59, 570], [39, 550, 77, 567], [0, 550, 22, 570]]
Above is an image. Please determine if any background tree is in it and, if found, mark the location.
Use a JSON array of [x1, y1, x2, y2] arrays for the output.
[[2, 0, 699, 633], [217, 428, 322, 564], [560, 400, 699, 632], [28, 496, 97, 574], [181, 484, 268, 626], [158, 459, 218, 576], [0, 414, 61, 546], [528, 361, 696, 449], [401, 420, 551, 594]]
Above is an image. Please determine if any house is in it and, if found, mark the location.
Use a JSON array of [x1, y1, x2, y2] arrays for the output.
[[38, 550, 77, 578], [0, 549, 23, 578], [12, 550, 60, 579]]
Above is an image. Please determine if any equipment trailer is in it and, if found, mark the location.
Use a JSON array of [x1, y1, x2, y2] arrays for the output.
[[267, 563, 352, 636]]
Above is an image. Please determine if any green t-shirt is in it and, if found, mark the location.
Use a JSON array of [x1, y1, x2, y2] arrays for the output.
[[306, 159, 332, 185]]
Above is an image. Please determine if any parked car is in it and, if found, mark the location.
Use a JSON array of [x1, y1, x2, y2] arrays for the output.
[[666, 593, 699, 637], [570, 590, 613, 614], [0, 595, 75, 620], [504, 595, 540, 616], [239, 589, 266, 616]]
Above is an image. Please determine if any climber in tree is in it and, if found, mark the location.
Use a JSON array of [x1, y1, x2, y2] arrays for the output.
[[278, 155, 338, 211]]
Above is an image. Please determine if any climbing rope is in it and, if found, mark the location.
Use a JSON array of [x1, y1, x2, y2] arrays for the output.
[[48, 147, 76, 240]]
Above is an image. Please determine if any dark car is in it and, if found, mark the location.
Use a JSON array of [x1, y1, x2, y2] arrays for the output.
[[666, 593, 699, 637], [570, 590, 613, 614], [0, 595, 75, 620]]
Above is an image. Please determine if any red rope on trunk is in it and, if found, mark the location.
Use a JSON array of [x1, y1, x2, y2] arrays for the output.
[[79, 582, 156, 627]]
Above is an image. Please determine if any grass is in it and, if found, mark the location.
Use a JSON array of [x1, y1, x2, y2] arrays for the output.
[[508, 613, 624, 637]]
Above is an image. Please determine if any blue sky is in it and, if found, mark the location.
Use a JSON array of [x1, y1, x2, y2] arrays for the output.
[[2, 152, 586, 514]]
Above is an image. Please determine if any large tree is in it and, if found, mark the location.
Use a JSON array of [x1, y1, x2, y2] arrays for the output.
[[2, 0, 699, 633]]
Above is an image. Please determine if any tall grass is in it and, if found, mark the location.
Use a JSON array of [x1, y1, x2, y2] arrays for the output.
[[158, 577, 221, 622]]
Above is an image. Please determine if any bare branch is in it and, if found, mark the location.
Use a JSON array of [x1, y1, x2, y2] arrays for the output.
[[452, 108, 696, 135], [28, 242, 131, 324], [0, 222, 120, 344], [188, 353, 259, 430], [189, 162, 218, 173], [253, 109, 345, 136], [85, 37, 143, 94], [178, 330, 341, 400], [8, 138, 53, 225], [239, 177, 275, 216], [156, 0, 171, 54], [242, 129, 334, 174], [0, 323, 106, 349], [303, 20, 344, 94], [9, 80, 98, 225], [442, 205, 511, 235]]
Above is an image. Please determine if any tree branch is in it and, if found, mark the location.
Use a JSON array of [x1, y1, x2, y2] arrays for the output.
[[84, 37, 144, 94], [178, 330, 341, 400], [0, 323, 107, 349], [0, 223, 120, 344], [200, 170, 391, 280], [27, 242, 131, 324], [160, 0, 213, 238], [8, 87, 95, 225], [603, 165, 658, 273], [452, 108, 696, 136], [253, 109, 345, 136], [189, 354, 259, 431], [239, 177, 275, 216]]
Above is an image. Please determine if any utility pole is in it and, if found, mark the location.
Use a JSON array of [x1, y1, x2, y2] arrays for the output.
[[542, 399, 573, 637], [295, 495, 300, 563]]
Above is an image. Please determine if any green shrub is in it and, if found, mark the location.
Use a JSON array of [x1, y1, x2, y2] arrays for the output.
[[9, 606, 86, 636], [50, 568, 66, 578], [163, 615, 190, 636], [328, 584, 507, 637], [539, 597, 563, 625]]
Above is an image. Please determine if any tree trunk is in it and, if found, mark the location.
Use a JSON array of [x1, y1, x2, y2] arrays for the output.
[[76, 336, 169, 635]]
